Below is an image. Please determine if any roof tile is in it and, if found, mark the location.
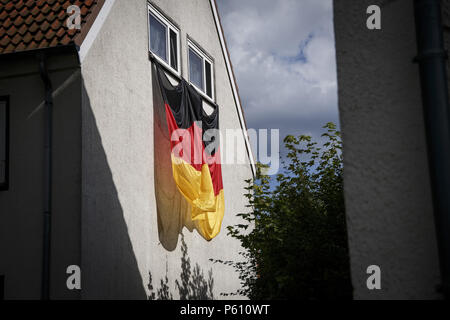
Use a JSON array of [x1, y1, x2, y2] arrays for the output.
[[11, 33, 22, 45], [8, 9, 18, 19], [16, 42, 27, 52], [0, 35, 10, 47], [41, 4, 51, 15], [24, 14, 33, 25], [40, 20, 50, 32], [30, 6, 40, 16], [0, 0, 103, 54], [19, 6, 29, 18], [35, 12, 45, 23], [49, 37, 58, 47], [22, 32, 32, 43], [13, 15, 24, 27], [38, 38, 49, 48], [29, 22, 39, 33], [0, 9, 8, 20], [46, 11, 57, 23], [80, 5, 89, 16], [24, 0, 35, 9], [5, 43, 16, 53], [3, 17, 12, 28], [6, 26, 17, 37], [35, 30, 44, 42], [5, 2, 14, 12], [36, 0, 46, 9], [45, 29, 56, 40], [56, 9, 65, 20], [18, 24, 28, 36], [27, 40, 38, 50], [50, 18, 60, 30], [55, 28, 64, 38]]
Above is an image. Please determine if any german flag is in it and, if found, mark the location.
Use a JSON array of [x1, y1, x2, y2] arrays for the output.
[[152, 60, 224, 244]]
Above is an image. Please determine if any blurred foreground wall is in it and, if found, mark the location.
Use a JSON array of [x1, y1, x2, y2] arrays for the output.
[[334, 0, 450, 299]]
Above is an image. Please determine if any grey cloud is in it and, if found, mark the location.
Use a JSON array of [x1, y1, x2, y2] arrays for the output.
[[216, 0, 339, 161]]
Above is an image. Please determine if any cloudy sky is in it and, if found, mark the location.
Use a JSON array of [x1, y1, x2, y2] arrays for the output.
[[216, 0, 339, 159]]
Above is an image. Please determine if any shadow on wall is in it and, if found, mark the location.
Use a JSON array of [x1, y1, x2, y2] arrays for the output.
[[148, 234, 214, 300], [81, 80, 147, 299]]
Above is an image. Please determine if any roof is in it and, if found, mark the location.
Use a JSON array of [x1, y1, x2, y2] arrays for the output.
[[0, 0, 105, 54], [0, 0, 255, 174]]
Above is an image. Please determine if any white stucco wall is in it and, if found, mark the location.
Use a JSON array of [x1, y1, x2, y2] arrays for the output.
[[334, 0, 442, 299], [80, 0, 253, 299]]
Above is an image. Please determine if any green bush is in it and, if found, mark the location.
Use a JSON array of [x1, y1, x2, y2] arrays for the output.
[[215, 123, 352, 299]]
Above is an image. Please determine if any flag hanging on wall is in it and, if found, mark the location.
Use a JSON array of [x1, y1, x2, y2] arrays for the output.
[[152, 60, 224, 246]]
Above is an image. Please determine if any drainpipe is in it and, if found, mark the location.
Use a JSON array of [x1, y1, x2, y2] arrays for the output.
[[414, 0, 450, 299], [38, 52, 53, 300]]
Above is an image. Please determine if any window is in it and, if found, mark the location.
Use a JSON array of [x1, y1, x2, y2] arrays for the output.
[[148, 4, 180, 75], [0, 96, 8, 191], [188, 40, 214, 101]]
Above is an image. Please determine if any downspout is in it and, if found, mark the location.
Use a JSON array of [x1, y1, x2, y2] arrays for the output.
[[38, 52, 53, 300], [414, 0, 450, 299]]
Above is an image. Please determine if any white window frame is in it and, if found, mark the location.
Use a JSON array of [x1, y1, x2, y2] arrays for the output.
[[187, 39, 215, 103], [148, 4, 181, 77]]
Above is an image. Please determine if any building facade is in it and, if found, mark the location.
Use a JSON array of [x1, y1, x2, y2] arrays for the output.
[[334, 0, 450, 299], [0, 0, 254, 299]]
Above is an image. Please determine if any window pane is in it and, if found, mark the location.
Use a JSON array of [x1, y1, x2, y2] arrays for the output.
[[149, 13, 167, 62], [189, 48, 204, 91], [169, 29, 178, 71], [0, 101, 6, 185], [205, 61, 212, 98]]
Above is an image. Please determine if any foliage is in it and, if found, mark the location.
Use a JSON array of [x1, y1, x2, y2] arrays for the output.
[[148, 234, 214, 300], [175, 234, 214, 300], [213, 123, 352, 299]]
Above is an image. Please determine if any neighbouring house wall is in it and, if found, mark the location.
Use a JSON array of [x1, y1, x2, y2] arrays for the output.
[[443, 2, 450, 95], [333, 0, 442, 299], [0, 53, 81, 299], [81, 0, 253, 299]]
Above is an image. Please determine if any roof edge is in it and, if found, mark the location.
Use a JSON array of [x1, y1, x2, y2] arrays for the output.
[[0, 1, 105, 57], [74, 0, 107, 47], [78, 0, 117, 63], [209, 0, 256, 176]]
